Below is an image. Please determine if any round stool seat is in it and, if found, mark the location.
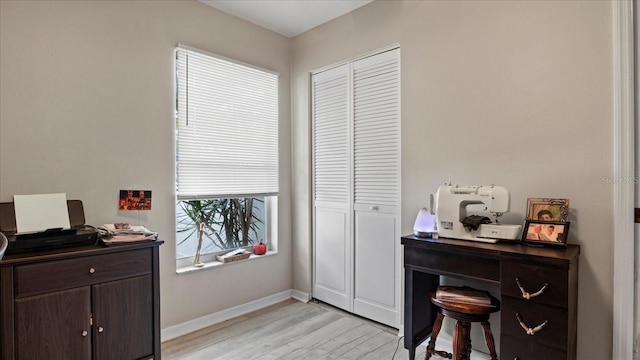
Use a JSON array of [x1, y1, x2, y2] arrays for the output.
[[426, 288, 500, 360], [431, 294, 500, 319]]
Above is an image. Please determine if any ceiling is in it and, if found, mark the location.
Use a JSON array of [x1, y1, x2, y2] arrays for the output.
[[200, 0, 374, 38]]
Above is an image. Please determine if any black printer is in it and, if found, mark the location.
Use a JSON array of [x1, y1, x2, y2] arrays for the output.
[[0, 200, 98, 254]]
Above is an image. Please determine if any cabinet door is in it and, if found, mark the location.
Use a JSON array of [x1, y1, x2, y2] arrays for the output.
[[15, 287, 91, 360], [92, 275, 153, 360]]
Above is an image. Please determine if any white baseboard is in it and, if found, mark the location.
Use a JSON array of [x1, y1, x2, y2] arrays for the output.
[[291, 289, 311, 302], [161, 289, 310, 342]]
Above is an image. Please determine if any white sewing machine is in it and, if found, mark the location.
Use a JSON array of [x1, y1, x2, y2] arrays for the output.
[[434, 184, 522, 243]]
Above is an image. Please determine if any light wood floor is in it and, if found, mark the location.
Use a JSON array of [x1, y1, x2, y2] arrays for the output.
[[161, 299, 425, 360]]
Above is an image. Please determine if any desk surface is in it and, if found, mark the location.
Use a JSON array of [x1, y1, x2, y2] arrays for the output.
[[402, 235, 579, 268], [0, 240, 163, 265]]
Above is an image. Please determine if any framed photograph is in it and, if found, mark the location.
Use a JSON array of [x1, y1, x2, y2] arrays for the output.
[[118, 190, 152, 211], [522, 220, 570, 246], [526, 198, 569, 222]]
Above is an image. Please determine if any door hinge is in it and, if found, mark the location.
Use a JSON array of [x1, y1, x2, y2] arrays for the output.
[[635, 208, 639, 224], [90, 315, 93, 326]]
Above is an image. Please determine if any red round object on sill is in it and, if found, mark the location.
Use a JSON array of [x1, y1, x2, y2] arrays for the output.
[[253, 242, 267, 255]]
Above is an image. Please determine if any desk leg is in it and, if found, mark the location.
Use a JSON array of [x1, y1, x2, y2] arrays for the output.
[[404, 267, 439, 359]]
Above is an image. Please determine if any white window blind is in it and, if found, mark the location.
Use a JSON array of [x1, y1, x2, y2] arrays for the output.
[[176, 45, 279, 200]]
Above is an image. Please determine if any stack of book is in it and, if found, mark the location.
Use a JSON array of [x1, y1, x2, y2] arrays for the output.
[[98, 223, 158, 245], [435, 286, 492, 305]]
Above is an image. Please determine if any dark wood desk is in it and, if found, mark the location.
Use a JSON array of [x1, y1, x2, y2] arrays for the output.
[[402, 235, 579, 360]]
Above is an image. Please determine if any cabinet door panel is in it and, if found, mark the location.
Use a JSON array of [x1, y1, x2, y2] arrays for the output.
[[353, 210, 397, 327], [15, 287, 91, 360], [93, 275, 153, 360], [313, 207, 350, 310]]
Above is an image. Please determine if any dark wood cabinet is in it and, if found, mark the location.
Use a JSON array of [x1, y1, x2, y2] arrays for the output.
[[0, 241, 162, 360], [401, 235, 579, 360]]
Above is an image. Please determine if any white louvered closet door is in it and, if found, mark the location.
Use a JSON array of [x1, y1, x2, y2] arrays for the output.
[[312, 64, 352, 311], [312, 48, 400, 327], [352, 49, 400, 327]]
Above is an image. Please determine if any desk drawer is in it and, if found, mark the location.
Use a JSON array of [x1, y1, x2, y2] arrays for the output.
[[15, 249, 151, 298], [501, 261, 568, 308], [405, 247, 499, 282], [501, 334, 567, 360], [501, 297, 568, 350]]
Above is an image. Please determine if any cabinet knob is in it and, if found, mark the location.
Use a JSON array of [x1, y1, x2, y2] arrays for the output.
[[82, 330, 88, 337], [98, 326, 104, 333], [89, 268, 96, 274], [370, 205, 379, 211]]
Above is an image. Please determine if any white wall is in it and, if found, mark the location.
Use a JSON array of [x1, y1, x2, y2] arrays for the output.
[[291, 1, 613, 359], [0, 1, 620, 358], [0, 0, 292, 330]]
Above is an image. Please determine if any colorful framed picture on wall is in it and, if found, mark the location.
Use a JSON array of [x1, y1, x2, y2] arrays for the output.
[[118, 190, 152, 211], [526, 198, 569, 222]]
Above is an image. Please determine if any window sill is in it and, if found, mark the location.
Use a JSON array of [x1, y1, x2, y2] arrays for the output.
[[176, 250, 278, 275]]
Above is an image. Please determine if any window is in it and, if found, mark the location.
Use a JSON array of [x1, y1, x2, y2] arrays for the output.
[[175, 45, 278, 267]]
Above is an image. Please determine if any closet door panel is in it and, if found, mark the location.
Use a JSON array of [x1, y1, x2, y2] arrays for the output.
[[312, 64, 352, 311], [352, 49, 400, 327]]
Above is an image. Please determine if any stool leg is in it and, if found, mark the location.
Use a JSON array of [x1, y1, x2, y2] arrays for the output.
[[480, 321, 498, 360], [426, 312, 451, 359], [452, 320, 472, 360]]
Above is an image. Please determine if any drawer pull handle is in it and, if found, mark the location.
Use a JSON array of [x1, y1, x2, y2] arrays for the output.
[[515, 312, 547, 335], [82, 330, 88, 337], [98, 326, 104, 333], [515, 277, 548, 300], [89, 268, 96, 274]]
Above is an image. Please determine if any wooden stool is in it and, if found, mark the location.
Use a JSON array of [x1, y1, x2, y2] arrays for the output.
[[426, 288, 500, 360]]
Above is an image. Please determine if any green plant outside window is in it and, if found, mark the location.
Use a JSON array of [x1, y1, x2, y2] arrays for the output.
[[176, 197, 265, 259]]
